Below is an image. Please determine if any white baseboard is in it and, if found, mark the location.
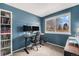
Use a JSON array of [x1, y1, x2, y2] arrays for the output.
[[13, 42, 64, 53], [13, 44, 33, 53], [46, 42, 64, 48], [13, 47, 25, 53]]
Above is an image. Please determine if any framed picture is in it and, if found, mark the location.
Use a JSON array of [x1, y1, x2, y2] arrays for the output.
[[45, 12, 71, 35]]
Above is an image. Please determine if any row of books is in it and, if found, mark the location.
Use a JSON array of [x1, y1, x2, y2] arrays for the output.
[[1, 34, 10, 40], [1, 48, 11, 56], [1, 26, 11, 33], [1, 11, 10, 17], [1, 40, 10, 48], [1, 17, 10, 24]]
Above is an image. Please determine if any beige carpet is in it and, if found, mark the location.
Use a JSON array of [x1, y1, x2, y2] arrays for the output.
[[13, 43, 64, 56]]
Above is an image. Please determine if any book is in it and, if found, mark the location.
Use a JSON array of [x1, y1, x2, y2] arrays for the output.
[[1, 17, 10, 24]]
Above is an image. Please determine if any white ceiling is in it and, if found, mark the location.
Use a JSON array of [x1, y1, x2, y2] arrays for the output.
[[7, 3, 79, 17]]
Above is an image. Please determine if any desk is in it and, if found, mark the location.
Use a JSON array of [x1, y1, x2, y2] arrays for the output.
[[24, 32, 44, 54], [64, 37, 79, 56], [24, 34, 36, 54]]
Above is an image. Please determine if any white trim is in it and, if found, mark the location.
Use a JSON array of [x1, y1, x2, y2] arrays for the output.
[[45, 12, 71, 35], [0, 9, 12, 13], [11, 10, 13, 56], [0, 9, 1, 56], [46, 42, 64, 48], [13, 42, 64, 54], [13, 47, 25, 53], [45, 32, 71, 35]]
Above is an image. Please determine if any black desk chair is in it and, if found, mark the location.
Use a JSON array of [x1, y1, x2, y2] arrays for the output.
[[30, 32, 41, 51]]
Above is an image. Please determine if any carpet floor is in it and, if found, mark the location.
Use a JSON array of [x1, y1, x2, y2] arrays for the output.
[[13, 43, 64, 56]]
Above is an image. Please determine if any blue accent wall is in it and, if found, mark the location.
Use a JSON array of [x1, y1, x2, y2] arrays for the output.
[[0, 3, 41, 51], [41, 5, 79, 47]]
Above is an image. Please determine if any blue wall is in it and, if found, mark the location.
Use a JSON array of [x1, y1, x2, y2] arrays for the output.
[[0, 3, 41, 51], [41, 5, 79, 47]]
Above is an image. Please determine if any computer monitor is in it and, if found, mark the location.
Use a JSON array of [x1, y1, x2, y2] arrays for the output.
[[23, 25, 31, 31], [32, 26, 39, 31]]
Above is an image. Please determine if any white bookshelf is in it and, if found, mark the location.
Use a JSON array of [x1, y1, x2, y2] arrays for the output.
[[0, 9, 12, 56]]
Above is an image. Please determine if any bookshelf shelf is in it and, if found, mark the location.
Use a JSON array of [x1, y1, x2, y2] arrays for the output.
[[0, 9, 12, 56], [1, 16, 11, 18], [1, 46, 10, 50], [1, 39, 10, 42], [1, 33, 11, 35], [1, 24, 10, 26], [6, 53, 11, 56]]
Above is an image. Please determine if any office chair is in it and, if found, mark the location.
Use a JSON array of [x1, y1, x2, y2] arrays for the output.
[[30, 32, 41, 51]]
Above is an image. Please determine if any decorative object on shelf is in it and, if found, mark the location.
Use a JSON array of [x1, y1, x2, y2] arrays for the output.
[[45, 12, 71, 35]]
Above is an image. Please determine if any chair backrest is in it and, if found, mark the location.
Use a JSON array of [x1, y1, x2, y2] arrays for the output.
[[34, 32, 40, 42]]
